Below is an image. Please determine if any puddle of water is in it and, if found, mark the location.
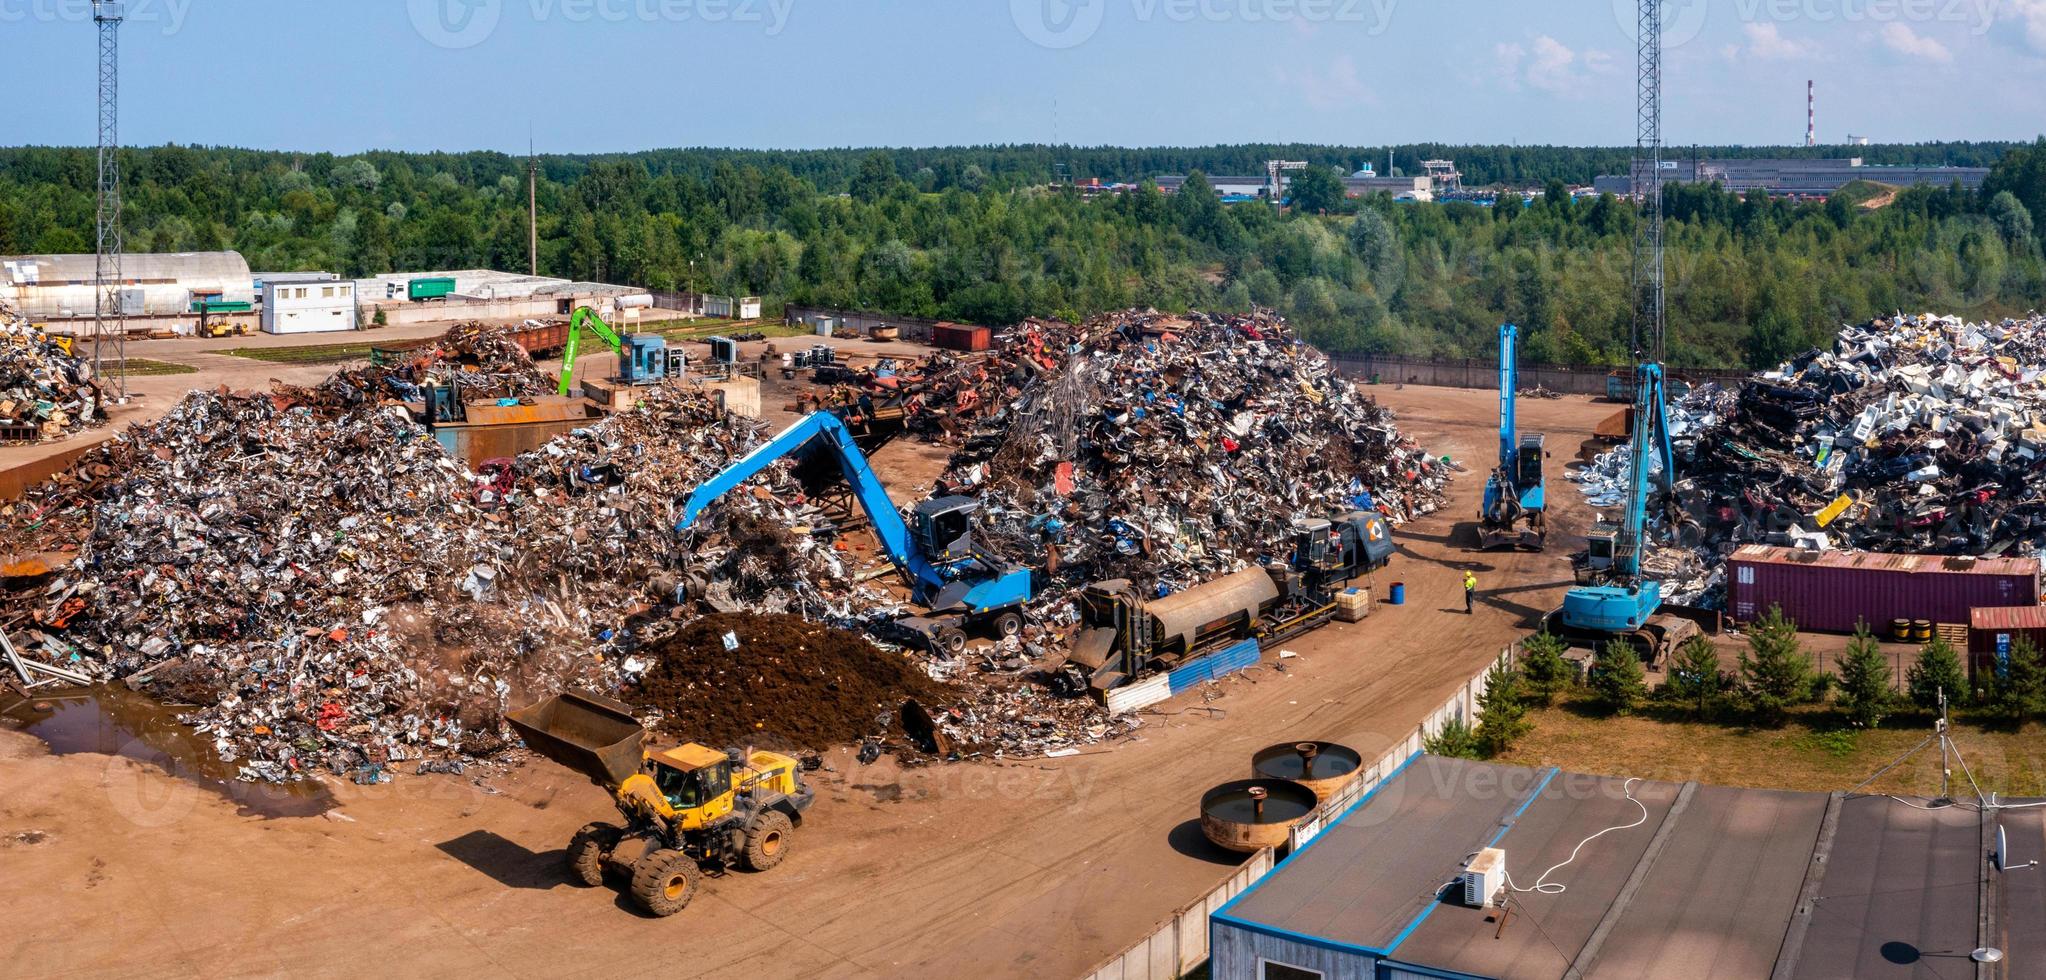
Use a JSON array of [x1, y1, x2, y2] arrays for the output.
[[1, 685, 334, 818]]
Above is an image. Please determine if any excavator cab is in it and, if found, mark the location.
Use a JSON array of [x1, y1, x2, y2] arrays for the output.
[[913, 497, 981, 564]]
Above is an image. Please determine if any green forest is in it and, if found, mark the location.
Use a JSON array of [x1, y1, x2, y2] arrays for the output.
[[2, 140, 2043, 368]]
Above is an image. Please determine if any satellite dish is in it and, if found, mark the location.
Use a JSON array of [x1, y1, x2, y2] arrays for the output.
[[1972, 947, 2004, 964], [1998, 824, 2008, 872]]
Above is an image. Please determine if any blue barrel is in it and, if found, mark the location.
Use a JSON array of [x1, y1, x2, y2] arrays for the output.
[[1389, 582, 1406, 606]]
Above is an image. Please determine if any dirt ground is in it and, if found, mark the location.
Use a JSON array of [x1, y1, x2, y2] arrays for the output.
[[0, 383, 1615, 978]]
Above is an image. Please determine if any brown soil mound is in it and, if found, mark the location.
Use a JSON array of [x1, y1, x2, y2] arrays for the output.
[[627, 613, 955, 750]]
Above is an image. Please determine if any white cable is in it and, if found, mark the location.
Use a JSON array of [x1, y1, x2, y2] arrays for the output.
[[1504, 777, 1649, 896]]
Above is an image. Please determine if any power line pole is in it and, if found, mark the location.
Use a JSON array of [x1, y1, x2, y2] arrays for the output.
[[528, 139, 539, 277], [93, 0, 126, 401]]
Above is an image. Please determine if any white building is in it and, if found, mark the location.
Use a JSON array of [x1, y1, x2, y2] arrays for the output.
[[262, 279, 358, 334], [0, 251, 254, 320]]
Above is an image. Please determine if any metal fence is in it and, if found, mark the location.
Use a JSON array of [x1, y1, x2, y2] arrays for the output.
[[781, 304, 951, 344], [1328, 353, 1748, 396], [1075, 645, 1515, 980]]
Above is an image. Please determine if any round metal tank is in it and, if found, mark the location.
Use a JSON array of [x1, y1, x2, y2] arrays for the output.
[[1251, 741, 1362, 802], [1199, 779, 1318, 853]]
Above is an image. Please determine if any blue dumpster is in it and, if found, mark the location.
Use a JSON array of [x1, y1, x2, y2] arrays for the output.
[[1389, 582, 1406, 606]]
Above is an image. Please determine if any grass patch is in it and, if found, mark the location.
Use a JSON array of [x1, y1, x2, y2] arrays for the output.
[[113, 358, 200, 376], [1494, 703, 2046, 798], [224, 342, 384, 365]]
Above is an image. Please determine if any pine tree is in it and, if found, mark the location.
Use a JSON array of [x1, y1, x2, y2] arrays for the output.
[[1986, 634, 2045, 722], [1739, 605, 1815, 726], [1836, 622, 1895, 729], [1588, 639, 1648, 715], [1474, 659, 1531, 756], [1664, 635, 1723, 718], [1518, 631, 1573, 707], [1907, 636, 1970, 713], [1425, 717, 1481, 760]]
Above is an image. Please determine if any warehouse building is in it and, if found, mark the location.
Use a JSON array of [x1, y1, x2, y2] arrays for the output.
[[0, 250, 254, 321], [1209, 755, 2041, 979], [1592, 157, 1989, 199], [354, 269, 652, 327]]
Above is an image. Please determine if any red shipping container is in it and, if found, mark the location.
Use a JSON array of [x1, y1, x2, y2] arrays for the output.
[[1726, 545, 2040, 635], [930, 322, 991, 352]]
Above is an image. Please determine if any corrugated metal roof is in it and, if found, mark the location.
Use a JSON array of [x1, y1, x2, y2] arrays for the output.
[[1730, 544, 2038, 577], [1970, 604, 2046, 630], [1, 251, 250, 285]]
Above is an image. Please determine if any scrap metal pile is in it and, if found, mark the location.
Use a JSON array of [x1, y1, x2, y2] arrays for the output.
[[0, 332, 860, 781], [0, 301, 103, 442], [326, 321, 553, 406], [941, 308, 1448, 598], [1575, 312, 2046, 601]]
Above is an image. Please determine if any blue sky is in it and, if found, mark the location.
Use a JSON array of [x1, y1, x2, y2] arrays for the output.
[[2, 0, 2042, 153]]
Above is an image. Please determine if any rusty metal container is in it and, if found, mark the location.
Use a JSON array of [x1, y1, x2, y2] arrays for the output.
[[1199, 779, 1318, 854], [930, 323, 991, 352], [1251, 741, 1362, 802], [1726, 545, 2040, 635]]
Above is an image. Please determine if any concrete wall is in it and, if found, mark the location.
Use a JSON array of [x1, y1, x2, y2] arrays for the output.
[[783, 304, 950, 344], [1330, 353, 1747, 397]]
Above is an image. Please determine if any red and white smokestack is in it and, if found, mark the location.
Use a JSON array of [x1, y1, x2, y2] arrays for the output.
[[1807, 80, 1816, 147]]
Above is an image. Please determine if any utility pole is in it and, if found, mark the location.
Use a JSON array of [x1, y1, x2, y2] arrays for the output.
[[527, 139, 539, 277], [92, 0, 126, 401]]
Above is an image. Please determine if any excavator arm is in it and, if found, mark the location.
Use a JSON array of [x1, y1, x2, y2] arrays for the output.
[[559, 306, 629, 396], [674, 412, 950, 598]]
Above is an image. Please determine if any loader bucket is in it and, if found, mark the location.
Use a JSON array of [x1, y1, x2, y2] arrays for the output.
[[505, 691, 648, 789]]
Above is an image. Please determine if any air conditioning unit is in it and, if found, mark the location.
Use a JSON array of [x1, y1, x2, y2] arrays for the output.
[[1463, 848, 1506, 908]]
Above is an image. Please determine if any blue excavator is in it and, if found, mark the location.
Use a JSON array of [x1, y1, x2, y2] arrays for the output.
[[674, 412, 1035, 654], [1478, 323, 1547, 551]]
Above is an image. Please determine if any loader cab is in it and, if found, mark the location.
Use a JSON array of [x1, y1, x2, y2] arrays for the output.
[[914, 496, 982, 564], [652, 744, 734, 811]]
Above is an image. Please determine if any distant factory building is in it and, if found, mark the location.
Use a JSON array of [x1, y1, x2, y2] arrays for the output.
[[1593, 157, 1989, 198], [1153, 174, 1435, 202], [0, 250, 254, 321]]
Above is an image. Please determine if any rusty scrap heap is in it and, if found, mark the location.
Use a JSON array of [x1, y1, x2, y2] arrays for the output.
[[942, 308, 1448, 596], [0, 301, 103, 442], [0, 335, 855, 781], [1577, 312, 2046, 604]]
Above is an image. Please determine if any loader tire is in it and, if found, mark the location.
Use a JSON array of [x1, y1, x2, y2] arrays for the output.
[[566, 822, 620, 887], [990, 611, 1025, 639], [630, 849, 699, 917], [743, 811, 795, 872]]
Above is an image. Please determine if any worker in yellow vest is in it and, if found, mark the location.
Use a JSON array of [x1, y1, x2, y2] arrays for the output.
[[1463, 570, 1478, 615]]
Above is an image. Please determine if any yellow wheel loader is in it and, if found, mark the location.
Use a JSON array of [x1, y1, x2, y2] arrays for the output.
[[506, 691, 814, 917]]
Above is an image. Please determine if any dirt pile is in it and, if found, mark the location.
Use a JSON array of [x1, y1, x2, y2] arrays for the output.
[[627, 613, 955, 750]]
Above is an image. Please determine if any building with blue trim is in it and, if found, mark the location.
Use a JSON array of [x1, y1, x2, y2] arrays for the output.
[[1208, 755, 2044, 979]]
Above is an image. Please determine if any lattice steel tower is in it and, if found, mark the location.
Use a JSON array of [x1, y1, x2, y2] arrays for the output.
[[1631, 0, 1665, 369], [93, 0, 127, 400]]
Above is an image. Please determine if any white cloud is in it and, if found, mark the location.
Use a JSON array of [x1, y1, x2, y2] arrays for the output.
[[1732, 22, 1819, 61], [2004, 0, 2046, 57], [1881, 23, 1953, 63], [1276, 55, 1373, 111], [1496, 35, 1614, 98]]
